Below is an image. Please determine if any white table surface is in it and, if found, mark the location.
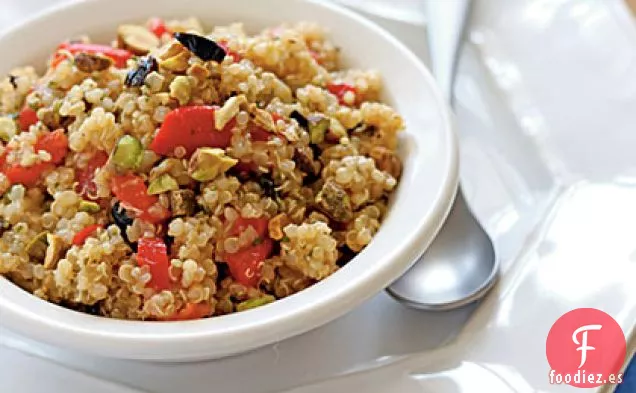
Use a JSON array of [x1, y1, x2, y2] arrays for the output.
[[1, 1, 636, 392]]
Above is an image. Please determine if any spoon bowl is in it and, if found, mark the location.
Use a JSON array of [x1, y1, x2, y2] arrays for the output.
[[386, 192, 498, 310]]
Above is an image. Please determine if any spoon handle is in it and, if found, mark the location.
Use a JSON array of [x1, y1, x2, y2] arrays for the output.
[[423, 0, 472, 103], [386, 0, 498, 310]]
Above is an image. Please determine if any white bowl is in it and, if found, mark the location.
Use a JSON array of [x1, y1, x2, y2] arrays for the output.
[[0, 0, 458, 360]]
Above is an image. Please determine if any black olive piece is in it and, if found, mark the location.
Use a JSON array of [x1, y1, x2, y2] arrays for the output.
[[309, 144, 322, 163], [60, 300, 102, 316], [164, 235, 174, 251], [227, 166, 252, 182], [125, 56, 158, 87], [111, 201, 137, 252], [337, 246, 357, 267], [82, 302, 102, 316], [8, 75, 18, 89], [0, 218, 7, 237], [302, 172, 321, 187], [174, 32, 226, 62], [59, 116, 74, 129], [258, 174, 279, 200], [290, 110, 308, 128], [216, 262, 231, 282]]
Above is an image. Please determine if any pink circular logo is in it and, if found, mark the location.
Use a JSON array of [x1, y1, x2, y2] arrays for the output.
[[546, 308, 626, 387]]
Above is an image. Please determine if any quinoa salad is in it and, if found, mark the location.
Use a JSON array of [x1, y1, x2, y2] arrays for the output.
[[0, 18, 404, 320]]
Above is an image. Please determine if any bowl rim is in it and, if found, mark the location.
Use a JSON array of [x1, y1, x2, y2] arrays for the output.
[[0, 0, 459, 360]]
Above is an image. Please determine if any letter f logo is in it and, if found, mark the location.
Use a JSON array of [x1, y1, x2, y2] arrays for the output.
[[572, 324, 602, 368]]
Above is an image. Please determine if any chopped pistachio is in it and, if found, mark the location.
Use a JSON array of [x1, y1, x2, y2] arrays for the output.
[[26, 231, 48, 260], [327, 117, 347, 140], [215, 95, 246, 130], [169, 76, 192, 106], [37, 107, 61, 129], [236, 295, 276, 312], [43, 233, 64, 269], [79, 200, 101, 213], [148, 174, 179, 195], [186, 63, 210, 81], [169, 189, 196, 216], [0, 116, 17, 142], [74, 52, 113, 73], [112, 135, 143, 170], [307, 114, 330, 144], [188, 147, 238, 182], [250, 105, 276, 132], [316, 180, 353, 222], [117, 24, 160, 55], [159, 41, 184, 58], [159, 52, 191, 72], [158, 42, 190, 72], [293, 146, 320, 176]]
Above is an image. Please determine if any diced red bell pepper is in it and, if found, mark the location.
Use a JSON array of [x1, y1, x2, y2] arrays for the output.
[[164, 303, 212, 321], [18, 106, 38, 131], [148, 18, 171, 38], [57, 43, 132, 68], [327, 83, 358, 106], [0, 129, 69, 187], [232, 160, 259, 177], [137, 237, 172, 290], [225, 217, 272, 287], [111, 174, 170, 224], [270, 113, 284, 123], [225, 238, 273, 288], [50, 52, 68, 68], [35, 129, 68, 164], [76, 150, 109, 200], [247, 123, 273, 142], [111, 174, 157, 211], [3, 162, 53, 187], [72, 224, 103, 246], [138, 205, 171, 224], [149, 106, 235, 157], [217, 40, 241, 63], [229, 217, 269, 238], [248, 113, 280, 142]]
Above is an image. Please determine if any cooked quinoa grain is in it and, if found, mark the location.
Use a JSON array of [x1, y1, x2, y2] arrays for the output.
[[0, 18, 404, 320]]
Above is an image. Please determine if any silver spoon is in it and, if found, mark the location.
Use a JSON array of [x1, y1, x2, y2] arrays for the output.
[[386, 0, 499, 310]]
